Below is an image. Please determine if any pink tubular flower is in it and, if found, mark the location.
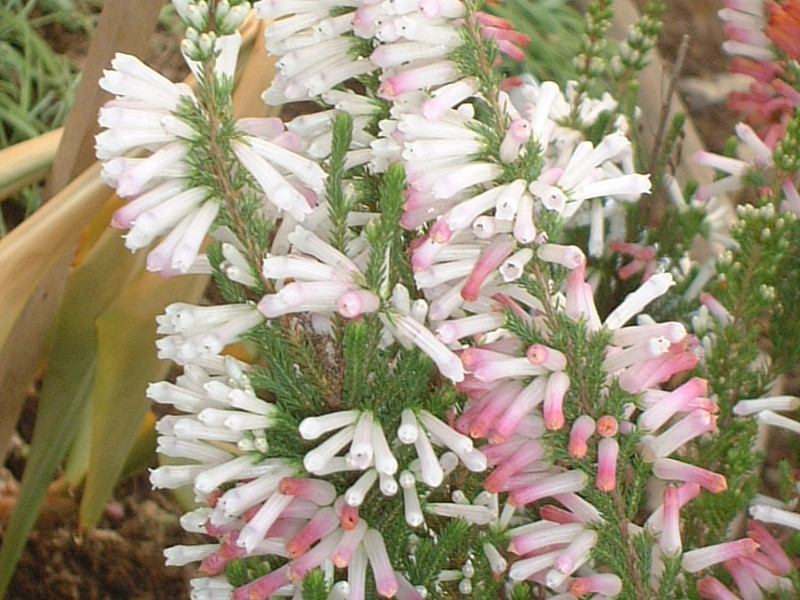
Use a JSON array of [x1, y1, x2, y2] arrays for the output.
[[638, 377, 709, 432], [568, 416, 596, 459], [697, 576, 741, 600], [378, 60, 460, 99], [484, 441, 545, 493], [554, 493, 605, 525], [509, 470, 588, 508], [290, 529, 345, 581], [660, 486, 682, 556], [508, 521, 584, 556], [338, 290, 382, 318], [537, 243, 586, 269], [609, 240, 658, 281], [646, 482, 701, 533], [233, 564, 291, 600], [436, 312, 506, 344], [565, 261, 602, 331], [682, 538, 760, 573], [278, 478, 337, 506], [596, 437, 619, 492], [363, 529, 399, 597], [286, 506, 339, 558], [526, 345, 568, 371], [492, 378, 547, 441], [747, 521, 793, 575], [596, 415, 618, 438], [499, 119, 532, 162], [568, 573, 623, 598], [641, 410, 717, 461], [654, 457, 728, 493], [553, 529, 598, 576], [618, 339, 700, 394], [543, 371, 570, 431], [332, 519, 368, 568]]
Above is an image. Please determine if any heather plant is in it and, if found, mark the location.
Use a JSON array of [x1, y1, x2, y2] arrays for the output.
[[93, 1, 800, 599]]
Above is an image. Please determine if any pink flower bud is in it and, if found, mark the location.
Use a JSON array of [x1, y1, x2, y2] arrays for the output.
[[332, 519, 367, 568], [499, 119, 532, 163], [596, 437, 619, 492], [543, 371, 570, 431], [596, 415, 618, 437], [569, 416, 596, 459]]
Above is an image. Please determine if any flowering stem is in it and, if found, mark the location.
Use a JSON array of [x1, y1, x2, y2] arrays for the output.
[[461, 2, 508, 141], [198, 63, 273, 293]]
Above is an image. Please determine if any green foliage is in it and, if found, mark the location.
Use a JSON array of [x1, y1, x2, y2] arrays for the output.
[[248, 321, 332, 417], [363, 163, 407, 293], [451, 13, 502, 98], [405, 519, 474, 594], [658, 554, 684, 599], [0, 1, 90, 147], [226, 556, 272, 588], [301, 569, 330, 600], [327, 112, 354, 253]]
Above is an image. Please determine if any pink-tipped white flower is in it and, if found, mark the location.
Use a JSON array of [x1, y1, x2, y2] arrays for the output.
[[568, 573, 623, 598], [363, 529, 399, 597], [509, 469, 588, 508], [682, 538, 760, 573], [568, 415, 596, 459], [654, 457, 728, 493], [660, 486, 682, 556], [596, 437, 619, 492]]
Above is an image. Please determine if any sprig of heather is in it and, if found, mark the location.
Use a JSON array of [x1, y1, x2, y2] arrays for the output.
[[94, 1, 800, 599]]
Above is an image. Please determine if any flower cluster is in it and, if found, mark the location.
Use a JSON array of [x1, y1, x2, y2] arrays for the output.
[[720, 0, 800, 147], [93, 1, 800, 600]]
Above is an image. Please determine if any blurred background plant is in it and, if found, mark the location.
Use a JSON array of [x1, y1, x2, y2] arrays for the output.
[[0, 0, 97, 235]]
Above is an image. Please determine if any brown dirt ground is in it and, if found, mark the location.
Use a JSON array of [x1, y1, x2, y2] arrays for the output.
[[1, 2, 742, 599]]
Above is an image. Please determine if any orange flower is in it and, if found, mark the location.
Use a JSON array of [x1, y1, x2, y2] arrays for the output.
[[767, 0, 800, 59]]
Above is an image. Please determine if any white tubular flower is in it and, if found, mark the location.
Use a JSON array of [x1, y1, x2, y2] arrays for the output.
[[97, 35, 246, 275], [255, 0, 376, 103], [257, 225, 381, 319], [232, 140, 314, 222], [155, 303, 264, 365]]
